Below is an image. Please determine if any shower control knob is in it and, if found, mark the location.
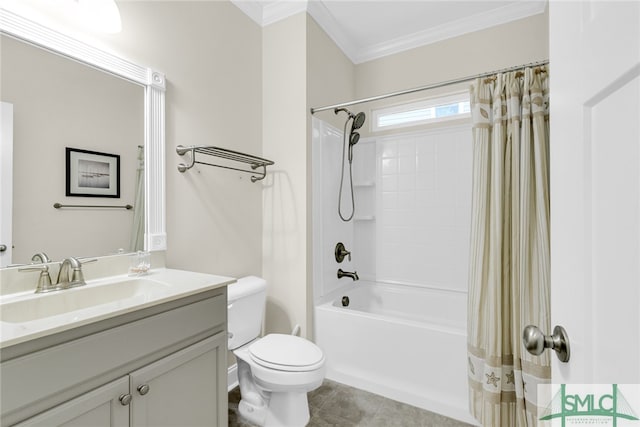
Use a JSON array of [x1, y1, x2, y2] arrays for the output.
[[523, 325, 570, 363], [335, 242, 351, 263]]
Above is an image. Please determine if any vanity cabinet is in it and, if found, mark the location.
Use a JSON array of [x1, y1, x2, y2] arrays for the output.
[[14, 334, 225, 427], [1, 289, 228, 427]]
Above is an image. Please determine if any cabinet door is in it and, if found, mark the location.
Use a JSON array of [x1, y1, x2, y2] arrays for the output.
[[14, 377, 129, 427], [129, 333, 227, 427]]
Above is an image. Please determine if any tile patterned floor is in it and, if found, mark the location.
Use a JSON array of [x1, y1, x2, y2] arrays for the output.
[[228, 379, 474, 426]]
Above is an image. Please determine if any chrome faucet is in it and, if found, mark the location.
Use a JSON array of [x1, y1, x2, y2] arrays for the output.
[[337, 269, 359, 281], [56, 257, 96, 289]]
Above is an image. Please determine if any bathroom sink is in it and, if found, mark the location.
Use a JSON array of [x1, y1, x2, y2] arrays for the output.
[[0, 268, 235, 349], [0, 278, 170, 323]]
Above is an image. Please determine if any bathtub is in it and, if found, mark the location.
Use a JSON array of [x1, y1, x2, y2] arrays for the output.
[[314, 281, 476, 424]]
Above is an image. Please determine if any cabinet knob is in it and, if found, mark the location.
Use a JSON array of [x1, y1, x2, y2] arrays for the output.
[[137, 384, 150, 395], [119, 393, 132, 406]]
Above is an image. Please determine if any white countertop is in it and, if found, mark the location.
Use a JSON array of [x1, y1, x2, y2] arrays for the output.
[[0, 268, 235, 349]]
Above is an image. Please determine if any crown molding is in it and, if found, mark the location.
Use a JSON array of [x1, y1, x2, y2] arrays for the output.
[[230, 0, 308, 27], [229, 0, 264, 26], [306, 0, 358, 62], [230, 0, 547, 65], [262, 1, 308, 26], [352, 1, 547, 64]]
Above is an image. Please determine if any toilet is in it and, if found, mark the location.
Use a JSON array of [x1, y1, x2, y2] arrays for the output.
[[228, 276, 325, 427]]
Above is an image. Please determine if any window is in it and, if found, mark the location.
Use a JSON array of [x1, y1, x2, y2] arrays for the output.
[[372, 92, 470, 131]]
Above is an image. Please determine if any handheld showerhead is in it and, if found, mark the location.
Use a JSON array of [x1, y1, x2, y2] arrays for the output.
[[335, 108, 366, 222], [348, 131, 360, 162], [349, 131, 360, 146]]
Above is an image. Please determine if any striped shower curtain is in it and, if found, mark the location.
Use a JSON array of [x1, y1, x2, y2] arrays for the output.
[[466, 66, 550, 426]]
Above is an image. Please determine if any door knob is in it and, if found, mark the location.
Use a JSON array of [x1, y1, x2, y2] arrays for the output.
[[0, 244, 6, 252], [523, 325, 570, 363], [137, 384, 150, 395]]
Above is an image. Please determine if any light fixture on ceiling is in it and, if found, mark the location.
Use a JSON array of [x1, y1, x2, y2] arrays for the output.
[[0, 0, 122, 34], [75, 0, 122, 33]]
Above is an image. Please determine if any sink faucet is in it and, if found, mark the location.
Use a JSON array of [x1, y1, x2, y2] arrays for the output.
[[56, 257, 96, 289], [337, 269, 359, 281]]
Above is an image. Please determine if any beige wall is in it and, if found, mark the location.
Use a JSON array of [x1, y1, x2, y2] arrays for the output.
[[306, 15, 356, 130], [1, 35, 142, 263], [262, 13, 309, 337], [103, 1, 264, 278], [260, 13, 356, 339], [355, 11, 549, 97]]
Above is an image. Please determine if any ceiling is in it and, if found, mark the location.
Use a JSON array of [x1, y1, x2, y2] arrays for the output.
[[230, 0, 547, 64]]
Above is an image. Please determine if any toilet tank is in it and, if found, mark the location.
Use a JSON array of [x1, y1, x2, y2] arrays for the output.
[[227, 276, 267, 350]]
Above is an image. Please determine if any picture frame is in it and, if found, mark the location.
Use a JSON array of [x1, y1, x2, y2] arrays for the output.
[[66, 147, 120, 198]]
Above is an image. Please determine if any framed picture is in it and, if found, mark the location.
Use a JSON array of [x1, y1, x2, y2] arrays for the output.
[[66, 147, 120, 198]]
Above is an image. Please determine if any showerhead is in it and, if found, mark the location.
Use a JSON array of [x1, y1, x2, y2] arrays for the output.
[[334, 108, 366, 131], [352, 112, 366, 130]]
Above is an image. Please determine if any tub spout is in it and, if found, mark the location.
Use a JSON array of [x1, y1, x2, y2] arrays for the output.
[[337, 269, 359, 281]]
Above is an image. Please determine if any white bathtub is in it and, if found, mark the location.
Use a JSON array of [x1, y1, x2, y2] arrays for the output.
[[314, 281, 476, 424]]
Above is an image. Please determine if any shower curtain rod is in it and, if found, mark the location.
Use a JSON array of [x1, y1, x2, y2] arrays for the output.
[[310, 59, 549, 114]]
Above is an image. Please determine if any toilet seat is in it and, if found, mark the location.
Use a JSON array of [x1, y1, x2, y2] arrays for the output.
[[249, 334, 325, 372]]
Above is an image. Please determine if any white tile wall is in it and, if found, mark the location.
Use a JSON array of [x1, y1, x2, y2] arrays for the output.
[[313, 118, 472, 301], [370, 125, 472, 291]]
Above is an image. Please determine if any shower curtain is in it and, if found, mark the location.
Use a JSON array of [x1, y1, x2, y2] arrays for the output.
[[467, 67, 550, 426], [129, 145, 144, 252]]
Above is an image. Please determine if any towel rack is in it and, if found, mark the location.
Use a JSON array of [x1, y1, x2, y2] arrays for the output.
[[54, 203, 133, 210], [176, 145, 274, 182]]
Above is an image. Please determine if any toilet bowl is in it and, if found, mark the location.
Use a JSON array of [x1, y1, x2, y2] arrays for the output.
[[228, 277, 325, 427]]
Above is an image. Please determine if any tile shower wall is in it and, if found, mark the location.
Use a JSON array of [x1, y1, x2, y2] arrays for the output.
[[355, 124, 472, 291], [313, 119, 472, 300]]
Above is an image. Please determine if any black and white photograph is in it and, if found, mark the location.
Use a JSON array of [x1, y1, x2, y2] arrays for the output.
[[66, 147, 120, 197]]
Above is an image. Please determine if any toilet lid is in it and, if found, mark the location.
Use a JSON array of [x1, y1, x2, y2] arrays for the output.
[[249, 334, 324, 372]]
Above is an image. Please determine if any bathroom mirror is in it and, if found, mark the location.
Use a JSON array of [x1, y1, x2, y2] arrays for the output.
[[0, 8, 166, 266]]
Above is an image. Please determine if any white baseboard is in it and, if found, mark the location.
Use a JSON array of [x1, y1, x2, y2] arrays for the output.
[[228, 363, 238, 392]]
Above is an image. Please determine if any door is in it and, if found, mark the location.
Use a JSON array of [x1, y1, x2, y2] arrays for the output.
[[0, 102, 13, 267], [14, 377, 130, 427], [549, 0, 640, 386], [129, 334, 227, 427]]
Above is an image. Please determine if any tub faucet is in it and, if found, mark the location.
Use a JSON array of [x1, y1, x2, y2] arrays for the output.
[[337, 269, 359, 281]]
